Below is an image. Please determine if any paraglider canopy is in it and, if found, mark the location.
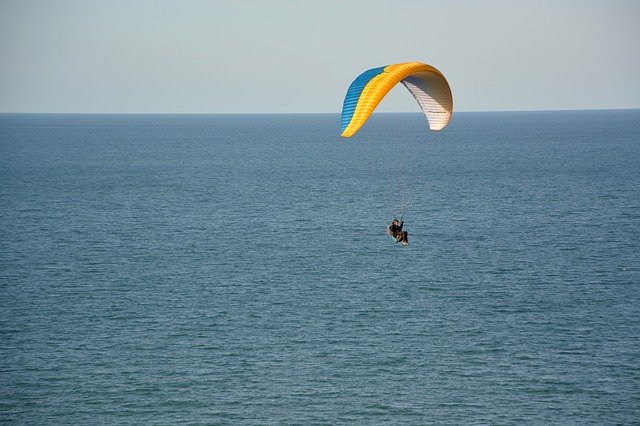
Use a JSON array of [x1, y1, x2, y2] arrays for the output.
[[340, 62, 453, 137]]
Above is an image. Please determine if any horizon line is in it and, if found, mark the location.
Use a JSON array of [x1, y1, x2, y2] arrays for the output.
[[1, 107, 639, 115]]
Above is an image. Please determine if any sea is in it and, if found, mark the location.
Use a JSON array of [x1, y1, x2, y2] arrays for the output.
[[1, 110, 639, 424]]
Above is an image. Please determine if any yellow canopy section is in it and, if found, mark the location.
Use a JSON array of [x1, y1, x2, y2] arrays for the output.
[[340, 62, 453, 138]]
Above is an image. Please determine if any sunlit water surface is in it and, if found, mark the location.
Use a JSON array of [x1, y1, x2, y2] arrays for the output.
[[1, 111, 639, 423]]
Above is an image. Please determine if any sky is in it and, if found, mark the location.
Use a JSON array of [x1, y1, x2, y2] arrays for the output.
[[1, 0, 639, 113]]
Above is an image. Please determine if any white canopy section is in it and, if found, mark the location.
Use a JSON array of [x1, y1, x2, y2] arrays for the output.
[[401, 71, 452, 131]]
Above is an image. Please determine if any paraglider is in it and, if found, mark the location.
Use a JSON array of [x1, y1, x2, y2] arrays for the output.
[[340, 62, 453, 138], [387, 218, 409, 245], [339, 61, 453, 245]]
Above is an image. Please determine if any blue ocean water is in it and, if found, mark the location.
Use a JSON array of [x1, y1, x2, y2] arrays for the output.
[[1, 111, 639, 424]]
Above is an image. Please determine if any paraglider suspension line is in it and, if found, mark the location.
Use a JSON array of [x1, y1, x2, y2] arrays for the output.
[[382, 138, 408, 222]]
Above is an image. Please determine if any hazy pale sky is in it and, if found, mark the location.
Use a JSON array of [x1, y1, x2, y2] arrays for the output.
[[1, 0, 639, 113]]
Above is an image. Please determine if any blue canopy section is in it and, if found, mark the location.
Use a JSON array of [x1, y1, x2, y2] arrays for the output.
[[340, 66, 386, 133]]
